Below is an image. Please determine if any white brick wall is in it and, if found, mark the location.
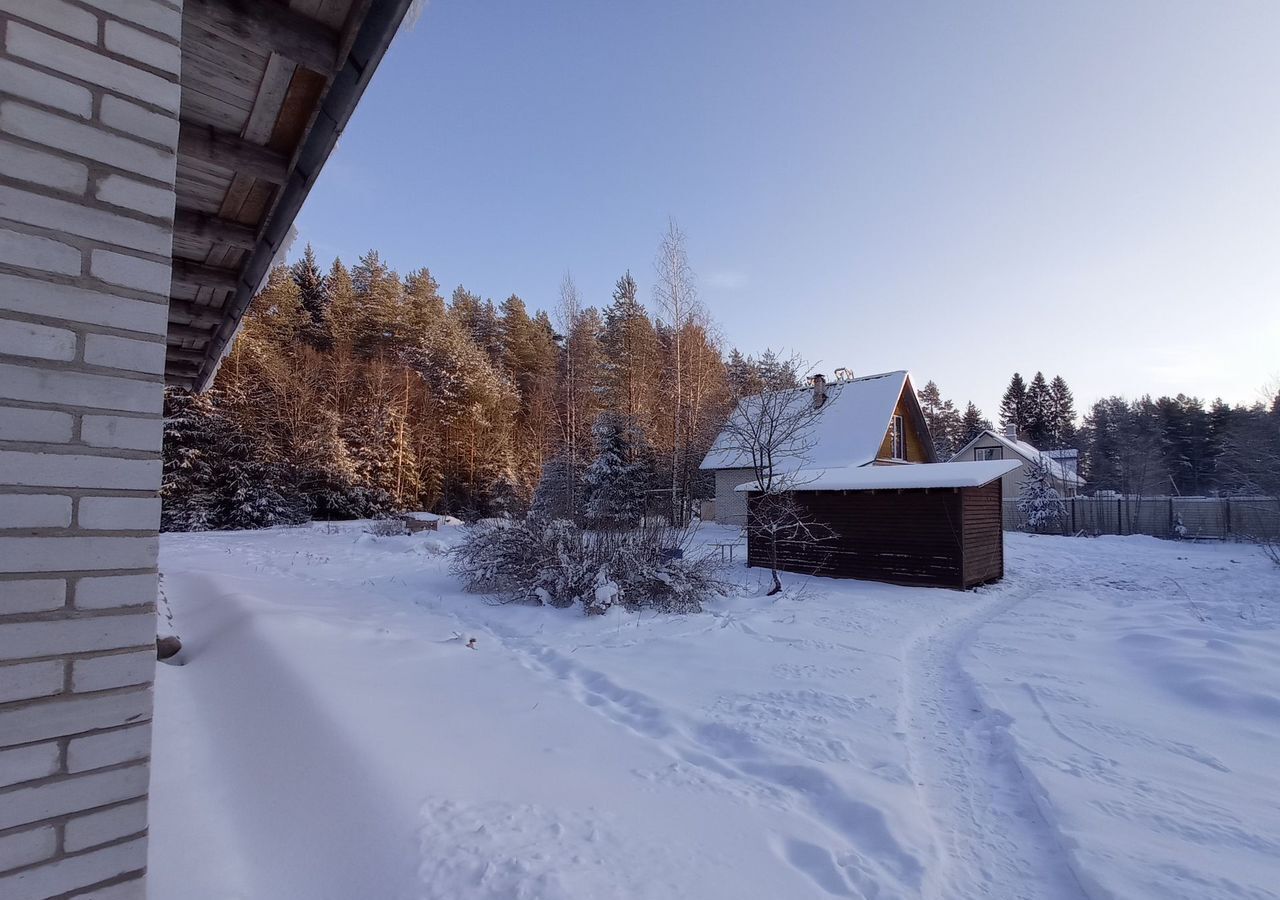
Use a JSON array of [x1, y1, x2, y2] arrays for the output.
[[78, 496, 163, 530], [0, 406, 75, 443], [72, 649, 155, 692], [0, 493, 74, 528], [0, 660, 65, 703], [84, 334, 167, 375], [0, 1, 179, 893], [0, 836, 147, 900], [0, 229, 82, 276], [2, 578, 67, 614], [76, 574, 158, 609], [0, 137, 90, 191], [0, 826, 57, 873], [67, 724, 152, 774], [64, 799, 148, 852], [0, 318, 77, 361]]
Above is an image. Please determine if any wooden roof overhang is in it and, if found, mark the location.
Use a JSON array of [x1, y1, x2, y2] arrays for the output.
[[167, 0, 414, 389]]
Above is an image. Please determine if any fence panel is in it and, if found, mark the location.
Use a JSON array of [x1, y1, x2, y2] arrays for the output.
[[1001, 497, 1280, 540]]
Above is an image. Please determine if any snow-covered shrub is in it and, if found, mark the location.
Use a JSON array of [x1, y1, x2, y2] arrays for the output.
[[1017, 458, 1066, 533], [450, 516, 725, 614], [366, 518, 409, 537]]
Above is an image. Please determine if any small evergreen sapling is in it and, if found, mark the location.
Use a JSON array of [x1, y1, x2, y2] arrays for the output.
[[1017, 457, 1066, 533]]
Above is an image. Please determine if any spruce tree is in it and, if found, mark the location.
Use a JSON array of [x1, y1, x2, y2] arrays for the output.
[[583, 412, 648, 528], [1017, 457, 1065, 533], [530, 453, 582, 522], [1000, 373, 1028, 437], [1024, 372, 1054, 446], [290, 243, 330, 347], [1048, 375, 1076, 447], [959, 402, 992, 447]]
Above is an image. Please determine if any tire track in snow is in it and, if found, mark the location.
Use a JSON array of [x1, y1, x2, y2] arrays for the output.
[[901, 581, 1090, 900]]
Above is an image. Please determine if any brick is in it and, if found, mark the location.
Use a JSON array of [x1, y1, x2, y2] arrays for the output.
[[0, 273, 168, 336], [0, 825, 56, 873], [74, 878, 146, 900], [80, 416, 163, 453], [99, 95, 178, 148], [0, 0, 100, 44], [0, 185, 172, 256], [1, 578, 66, 613], [0, 139, 88, 194], [0, 494, 73, 528], [89, 249, 169, 297], [0, 363, 163, 415], [0, 319, 77, 362], [1, 102, 177, 187], [0, 836, 147, 900], [94, 174, 174, 220], [0, 660, 64, 703], [0, 228, 82, 277], [0, 611, 154, 657], [0, 59, 93, 119], [75, 574, 157, 610], [6, 24, 180, 113], [0, 689, 151, 749], [0, 742, 60, 789], [78, 497, 161, 531], [84, 334, 166, 376], [0, 407, 74, 444], [72, 650, 153, 692], [0, 536, 158, 574], [0, 451, 160, 490], [65, 799, 148, 853], [78, 0, 182, 40], [104, 20, 180, 74], [67, 724, 151, 774]]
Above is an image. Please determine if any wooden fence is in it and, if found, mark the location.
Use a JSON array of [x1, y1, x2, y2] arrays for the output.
[[1002, 496, 1280, 540]]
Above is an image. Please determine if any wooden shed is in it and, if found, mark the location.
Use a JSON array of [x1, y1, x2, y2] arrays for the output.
[[743, 460, 1021, 590]]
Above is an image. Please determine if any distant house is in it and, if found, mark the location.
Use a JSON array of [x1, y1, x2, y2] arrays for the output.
[[949, 426, 1084, 498], [700, 371, 937, 525]]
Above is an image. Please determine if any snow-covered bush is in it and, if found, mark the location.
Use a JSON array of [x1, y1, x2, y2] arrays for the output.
[[450, 517, 724, 614], [1017, 457, 1066, 533]]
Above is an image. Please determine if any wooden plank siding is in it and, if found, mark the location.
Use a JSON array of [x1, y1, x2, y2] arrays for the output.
[[961, 480, 1003, 586], [746, 483, 1006, 590]]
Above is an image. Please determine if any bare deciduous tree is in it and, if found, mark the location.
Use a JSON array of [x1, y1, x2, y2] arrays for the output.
[[717, 356, 836, 594]]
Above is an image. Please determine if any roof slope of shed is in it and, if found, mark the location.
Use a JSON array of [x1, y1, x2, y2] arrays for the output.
[[734, 459, 1021, 492], [700, 371, 911, 472]]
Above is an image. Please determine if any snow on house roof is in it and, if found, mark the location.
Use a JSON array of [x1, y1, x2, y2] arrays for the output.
[[700, 371, 910, 472], [733, 459, 1021, 492], [951, 430, 1084, 485]]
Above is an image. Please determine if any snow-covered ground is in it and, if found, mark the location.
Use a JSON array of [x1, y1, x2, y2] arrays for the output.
[[148, 523, 1280, 900]]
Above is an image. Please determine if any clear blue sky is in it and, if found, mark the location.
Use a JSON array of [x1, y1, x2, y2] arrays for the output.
[[293, 1, 1280, 419]]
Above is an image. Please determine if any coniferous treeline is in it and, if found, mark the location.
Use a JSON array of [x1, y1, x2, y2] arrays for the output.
[[163, 226, 780, 531], [914, 372, 1278, 498]]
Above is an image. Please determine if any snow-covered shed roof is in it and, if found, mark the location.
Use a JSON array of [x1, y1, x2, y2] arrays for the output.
[[700, 371, 918, 472], [734, 459, 1020, 492], [951, 430, 1084, 486]]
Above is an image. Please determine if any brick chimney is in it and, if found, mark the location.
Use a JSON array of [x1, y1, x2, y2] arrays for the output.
[[1004, 422, 1018, 441], [812, 373, 828, 409]]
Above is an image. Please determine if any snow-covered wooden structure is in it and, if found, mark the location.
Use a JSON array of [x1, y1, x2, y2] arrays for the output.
[[950, 425, 1084, 499], [700, 371, 937, 525], [740, 460, 1020, 588]]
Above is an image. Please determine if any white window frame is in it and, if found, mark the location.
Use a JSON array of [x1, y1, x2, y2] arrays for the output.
[[975, 446, 1003, 461], [891, 415, 905, 460]]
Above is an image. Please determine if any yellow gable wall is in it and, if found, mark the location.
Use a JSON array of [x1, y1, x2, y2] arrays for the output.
[[876, 388, 931, 463]]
